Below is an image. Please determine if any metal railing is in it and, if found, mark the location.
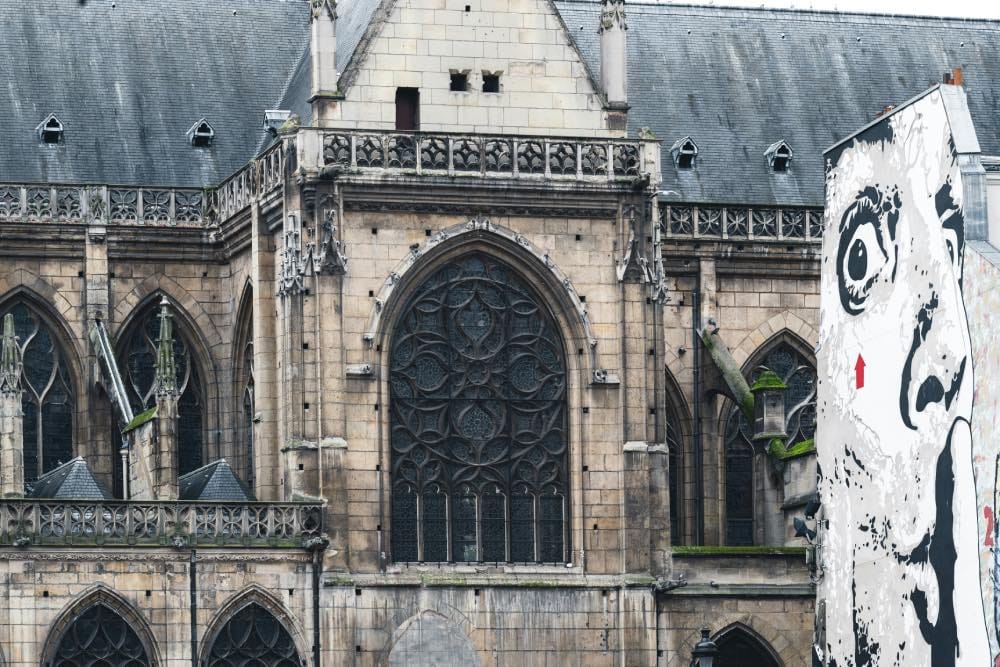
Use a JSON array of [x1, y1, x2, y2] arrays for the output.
[[0, 499, 322, 548]]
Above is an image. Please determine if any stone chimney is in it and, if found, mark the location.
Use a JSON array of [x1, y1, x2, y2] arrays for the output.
[[600, 0, 628, 128], [0, 313, 24, 497], [310, 0, 338, 102]]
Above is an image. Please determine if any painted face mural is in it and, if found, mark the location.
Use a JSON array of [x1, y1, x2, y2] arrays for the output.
[[818, 87, 990, 665]]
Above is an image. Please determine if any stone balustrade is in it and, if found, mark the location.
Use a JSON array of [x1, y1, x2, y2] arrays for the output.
[[0, 499, 322, 549], [660, 203, 824, 243], [320, 130, 649, 182]]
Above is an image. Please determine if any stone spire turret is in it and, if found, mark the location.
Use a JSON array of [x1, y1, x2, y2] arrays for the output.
[[600, 0, 628, 111], [0, 313, 25, 497], [154, 297, 177, 396], [310, 0, 338, 104]]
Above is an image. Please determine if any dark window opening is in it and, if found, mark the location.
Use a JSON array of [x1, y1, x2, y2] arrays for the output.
[[206, 603, 302, 667], [41, 117, 63, 144], [192, 122, 214, 147], [677, 145, 696, 169], [449, 72, 469, 92], [51, 604, 149, 665], [482, 72, 501, 93], [395, 87, 420, 131], [772, 151, 790, 172]]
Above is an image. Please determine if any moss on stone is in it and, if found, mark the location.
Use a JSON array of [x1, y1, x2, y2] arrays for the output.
[[123, 407, 157, 433], [750, 370, 787, 392], [767, 437, 815, 461]]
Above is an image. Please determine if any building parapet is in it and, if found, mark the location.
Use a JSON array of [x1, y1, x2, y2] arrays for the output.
[[0, 499, 322, 549], [317, 129, 653, 183], [661, 203, 823, 243]]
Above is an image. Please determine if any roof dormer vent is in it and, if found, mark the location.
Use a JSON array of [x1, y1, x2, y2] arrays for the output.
[[188, 119, 215, 147], [670, 136, 698, 170], [37, 114, 64, 144], [263, 110, 292, 135], [765, 140, 792, 173]]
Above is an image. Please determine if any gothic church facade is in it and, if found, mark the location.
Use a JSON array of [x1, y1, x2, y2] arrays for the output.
[[3, 0, 1000, 665]]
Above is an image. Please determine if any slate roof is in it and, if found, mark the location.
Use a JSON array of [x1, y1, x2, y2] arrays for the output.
[[554, 1, 1000, 207], [179, 459, 256, 502], [27, 457, 114, 500], [0, 0, 308, 188]]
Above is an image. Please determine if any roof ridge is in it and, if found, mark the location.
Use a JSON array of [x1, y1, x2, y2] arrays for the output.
[[556, 0, 1000, 26]]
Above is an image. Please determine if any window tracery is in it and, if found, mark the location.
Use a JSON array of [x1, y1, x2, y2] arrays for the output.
[[206, 603, 300, 667], [724, 341, 816, 545], [241, 337, 255, 488], [390, 254, 569, 563], [50, 603, 149, 666], [0, 302, 74, 484]]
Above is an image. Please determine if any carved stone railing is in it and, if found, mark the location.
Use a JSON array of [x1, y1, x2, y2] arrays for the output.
[[0, 500, 322, 548], [660, 203, 824, 242], [321, 130, 647, 181], [0, 140, 286, 229], [0, 184, 209, 227]]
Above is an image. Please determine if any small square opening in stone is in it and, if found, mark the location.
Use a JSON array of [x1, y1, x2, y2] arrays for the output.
[[449, 71, 469, 92], [482, 72, 501, 93]]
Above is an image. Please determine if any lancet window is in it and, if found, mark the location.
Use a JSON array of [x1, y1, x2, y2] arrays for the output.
[[390, 254, 569, 563], [49, 603, 149, 666], [206, 604, 300, 667], [241, 337, 255, 488], [0, 302, 74, 483]]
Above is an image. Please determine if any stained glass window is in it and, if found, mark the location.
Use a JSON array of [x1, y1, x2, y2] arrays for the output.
[[665, 413, 683, 546], [0, 302, 74, 484], [390, 254, 569, 563], [119, 305, 204, 476], [50, 603, 148, 667], [241, 337, 255, 488], [206, 603, 300, 667], [724, 341, 816, 545]]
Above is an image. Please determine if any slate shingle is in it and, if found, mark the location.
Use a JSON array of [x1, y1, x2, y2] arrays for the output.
[[27, 457, 113, 500], [179, 459, 255, 502]]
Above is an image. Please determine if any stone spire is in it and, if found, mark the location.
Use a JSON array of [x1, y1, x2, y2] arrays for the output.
[[310, 0, 338, 103], [0, 312, 24, 497], [599, 0, 628, 110], [0, 313, 21, 395], [154, 297, 177, 396]]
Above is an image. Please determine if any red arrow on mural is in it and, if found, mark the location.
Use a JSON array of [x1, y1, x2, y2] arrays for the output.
[[855, 354, 866, 389]]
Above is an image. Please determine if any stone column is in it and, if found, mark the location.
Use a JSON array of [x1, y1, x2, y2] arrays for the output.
[[309, 0, 338, 121], [0, 314, 24, 497], [599, 0, 628, 130], [647, 443, 671, 575], [622, 441, 650, 574]]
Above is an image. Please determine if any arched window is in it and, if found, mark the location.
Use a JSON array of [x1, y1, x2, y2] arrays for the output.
[[205, 603, 300, 667], [49, 603, 149, 666], [665, 410, 683, 546], [725, 341, 816, 545], [241, 336, 255, 488], [0, 302, 74, 484], [118, 304, 204, 476], [390, 254, 569, 563], [715, 625, 781, 667]]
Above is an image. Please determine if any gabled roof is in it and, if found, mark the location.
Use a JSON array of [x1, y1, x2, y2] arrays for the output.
[[27, 457, 114, 500], [0, 0, 308, 187], [179, 459, 255, 502], [554, 0, 1000, 207]]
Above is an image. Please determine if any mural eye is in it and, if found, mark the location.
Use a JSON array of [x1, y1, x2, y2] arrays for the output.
[[837, 200, 889, 315]]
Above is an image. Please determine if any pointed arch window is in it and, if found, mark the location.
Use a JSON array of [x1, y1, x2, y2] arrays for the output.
[[0, 302, 74, 484], [49, 603, 149, 666], [206, 603, 300, 667], [724, 341, 816, 545], [241, 335, 255, 488], [665, 409, 683, 546], [390, 254, 569, 563], [119, 305, 204, 476]]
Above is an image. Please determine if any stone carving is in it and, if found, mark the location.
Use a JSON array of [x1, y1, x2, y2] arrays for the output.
[[310, 0, 335, 22], [600, 0, 626, 31], [278, 213, 307, 297], [313, 204, 348, 275], [154, 298, 177, 396], [0, 313, 22, 394]]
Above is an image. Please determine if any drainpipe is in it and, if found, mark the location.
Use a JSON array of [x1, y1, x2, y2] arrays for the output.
[[190, 549, 198, 667], [312, 547, 322, 667], [692, 276, 704, 545]]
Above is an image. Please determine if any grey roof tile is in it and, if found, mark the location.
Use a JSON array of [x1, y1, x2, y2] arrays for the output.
[[0, 0, 309, 187], [27, 457, 114, 500], [179, 459, 255, 501], [554, 1, 1000, 206]]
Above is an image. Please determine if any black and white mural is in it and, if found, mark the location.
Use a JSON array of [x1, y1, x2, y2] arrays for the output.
[[818, 86, 991, 665]]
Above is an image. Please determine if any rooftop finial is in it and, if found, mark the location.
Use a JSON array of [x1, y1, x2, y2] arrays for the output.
[[155, 297, 177, 396], [0, 313, 22, 394]]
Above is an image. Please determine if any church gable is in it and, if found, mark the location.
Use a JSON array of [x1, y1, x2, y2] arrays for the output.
[[327, 0, 614, 136]]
